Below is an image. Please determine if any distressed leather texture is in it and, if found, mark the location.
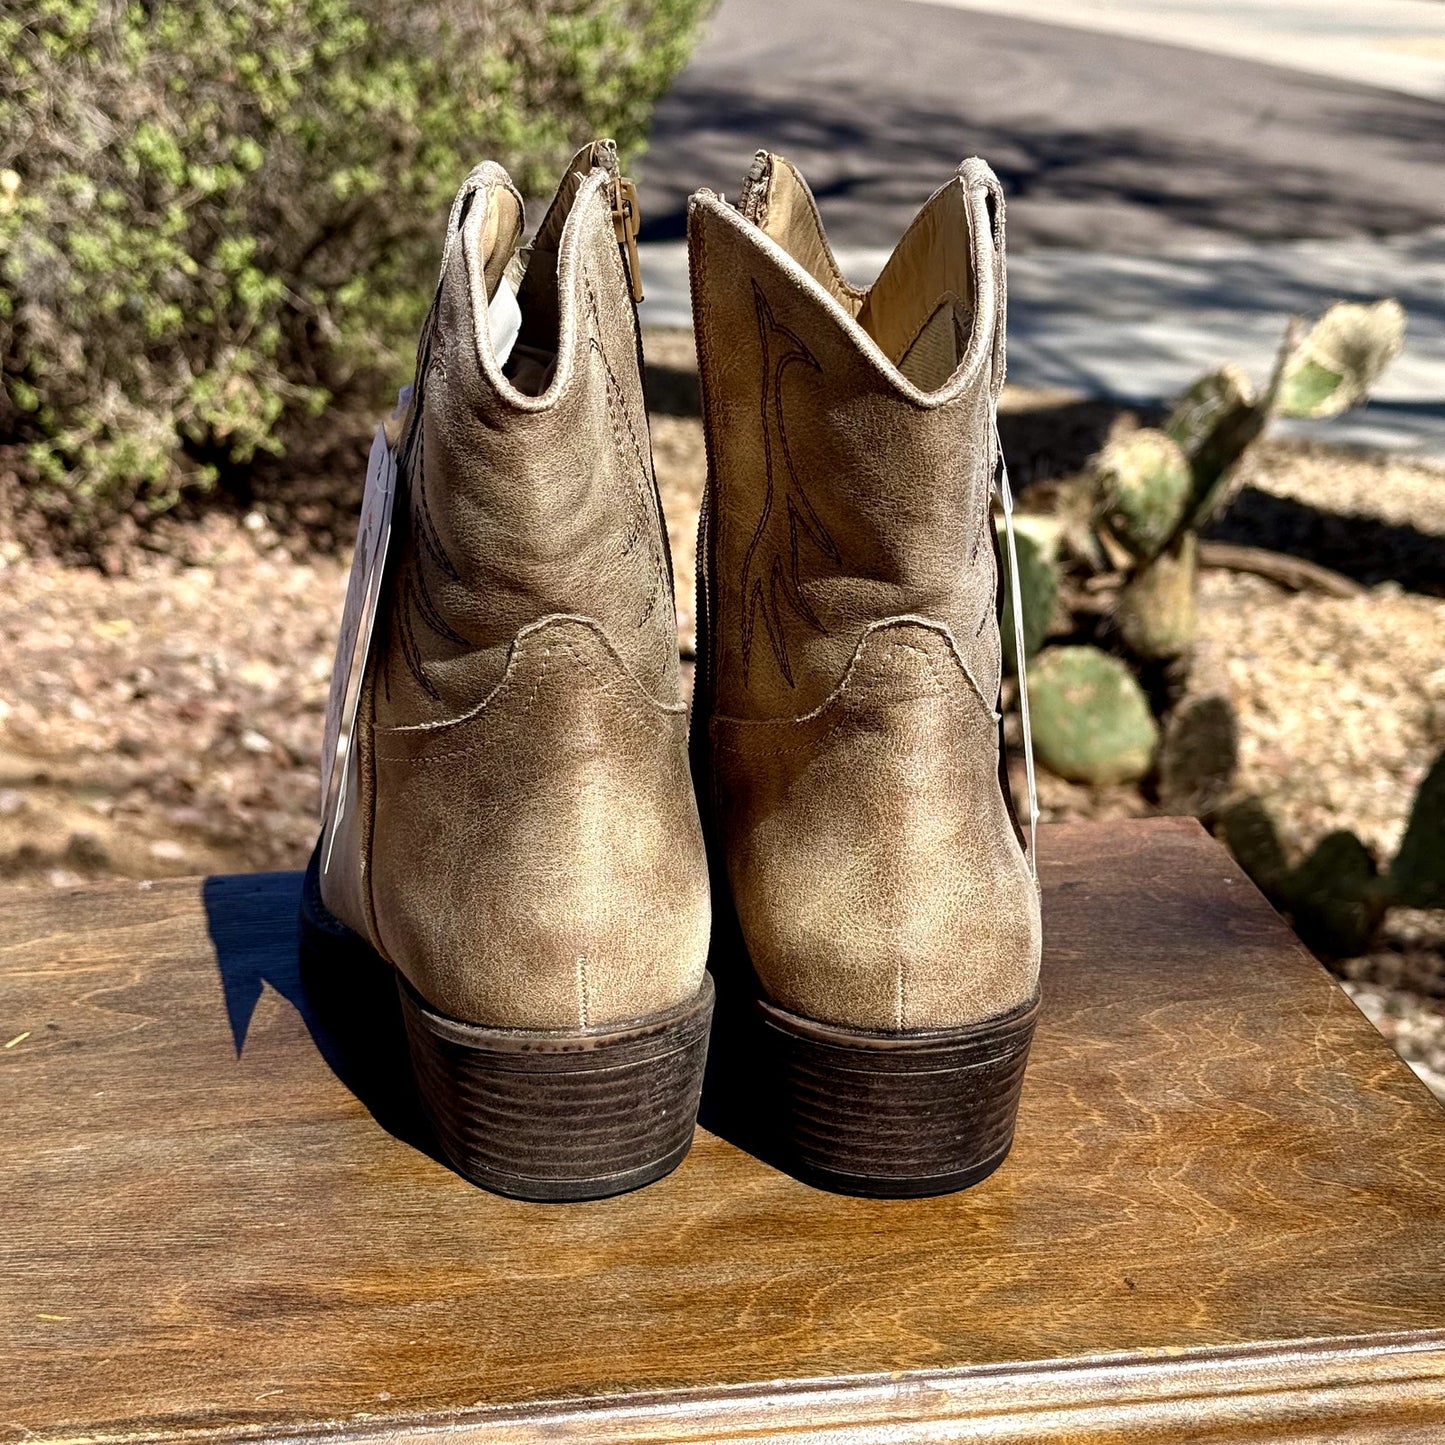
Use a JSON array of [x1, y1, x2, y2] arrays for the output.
[[689, 153, 1040, 1032], [321, 148, 710, 1030]]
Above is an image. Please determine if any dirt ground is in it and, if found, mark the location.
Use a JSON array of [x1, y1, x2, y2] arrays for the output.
[[1, 329, 1442, 1095]]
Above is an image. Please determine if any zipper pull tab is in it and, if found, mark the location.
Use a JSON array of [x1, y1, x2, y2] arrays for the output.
[[737, 150, 771, 224], [593, 139, 644, 304], [611, 173, 644, 304]]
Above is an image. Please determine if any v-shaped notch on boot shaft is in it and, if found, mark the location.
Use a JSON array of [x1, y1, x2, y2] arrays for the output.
[[415, 140, 644, 411], [698, 149, 1007, 402], [374, 142, 678, 728], [687, 151, 1014, 717]]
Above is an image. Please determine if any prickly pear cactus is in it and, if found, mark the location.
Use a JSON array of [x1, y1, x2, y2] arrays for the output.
[[1277, 299, 1406, 420], [1158, 681, 1238, 818], [998, 518, 1060, 668], [1165, 364, 1266, 531], [1222, 797, 1290, 903], [1285, 829, 1383, 957], [1114, 531, 1198, 661], [1092, 429, 1191, 560], [1387, 749, 1445, 909], [1027, 645, 1158, 786], [1224, 763, 1441, 960]]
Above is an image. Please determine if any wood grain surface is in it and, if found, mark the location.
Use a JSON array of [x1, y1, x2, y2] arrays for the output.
[[2, 818, 1443, 1443]]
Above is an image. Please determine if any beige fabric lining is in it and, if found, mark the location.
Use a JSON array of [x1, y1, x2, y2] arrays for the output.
[[478, 185, 523, 301], [856, 180, 976, 382], [755, 153, 981, 393], [756, 157, 864, 317]]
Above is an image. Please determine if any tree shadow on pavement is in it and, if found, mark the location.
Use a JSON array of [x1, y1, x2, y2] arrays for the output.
[[641, 83, 1444, 250], [640, 0, 1445, 252]]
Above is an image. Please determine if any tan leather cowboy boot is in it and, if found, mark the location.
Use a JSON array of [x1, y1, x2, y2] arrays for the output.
[[303, 143, 713, 1201], [689, 152, 1040, 1197]]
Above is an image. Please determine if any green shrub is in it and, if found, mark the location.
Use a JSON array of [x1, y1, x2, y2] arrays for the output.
[[0, 0, 709, 530]]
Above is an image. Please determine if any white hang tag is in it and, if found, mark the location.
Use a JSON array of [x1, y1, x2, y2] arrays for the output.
[[319, 421, 398, 871], [992, 406, 1039, 878], [487, 278, 521, 367], [316, 274, 513, 874]]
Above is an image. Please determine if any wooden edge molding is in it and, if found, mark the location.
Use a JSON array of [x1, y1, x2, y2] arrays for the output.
[[60, 1331, 1445, 1445]]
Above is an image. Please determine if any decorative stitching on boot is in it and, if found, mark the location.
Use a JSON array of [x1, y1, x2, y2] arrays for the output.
[[394, 415, 470, 702], [717, 617, 995, 733], [712, 640, 979, 759], [410, 427, 461, 585], [373, 643, 685, 764], [410, 551, 470, 648], [739, 282, 839, 689], [396, 572, 443, 703], [373, 616, 685, 763], [576, 954, 591, 1029]]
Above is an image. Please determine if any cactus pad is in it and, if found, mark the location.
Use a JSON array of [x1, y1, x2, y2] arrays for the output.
[[1284, 830, 1383, 957], [1387, 749, 1445, 909], [1092, 429, 1192, 561], [998, 519, 1059, 667], [1114, 532, 1198, 661], [1222, 797, 1290, 903], [1165, 365, 1266, 531], [1277, 300, 1406, 420], [1027, 645, 1159, 786]]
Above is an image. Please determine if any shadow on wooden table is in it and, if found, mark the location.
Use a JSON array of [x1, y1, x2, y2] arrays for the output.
[[697, 901, 799, 1181], [198, 868, 798, 1188], [200, 870, 448, 1169]]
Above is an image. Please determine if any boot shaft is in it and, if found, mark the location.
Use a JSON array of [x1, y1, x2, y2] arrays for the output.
[[689, 153, 1009, 722], [687, 150, 1039, 1038], [377, 144, 677, 730], [318, 146, 709, 1042]]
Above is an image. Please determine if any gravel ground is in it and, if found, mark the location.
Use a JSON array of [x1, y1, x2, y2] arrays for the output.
[[1, 329, 1441, 1098], [1340, 907, 1445, 1099], [1200, 572, 1445, 862], [0, 515, 343, 883], [1256, 443, 1445, 538]]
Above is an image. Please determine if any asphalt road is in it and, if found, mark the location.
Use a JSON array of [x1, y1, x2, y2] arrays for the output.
[[634, 0, 1445, 455], [637, 0, 1445, 251]]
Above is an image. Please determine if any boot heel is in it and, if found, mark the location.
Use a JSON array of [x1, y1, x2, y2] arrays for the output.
[[300, 851, 713, 1202], [399, 974, 714, 1202], [756, 993, 1038, 1198]]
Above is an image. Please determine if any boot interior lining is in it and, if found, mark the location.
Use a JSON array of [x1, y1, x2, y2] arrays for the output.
[[755, 156, 980, 394], [755, 157, 865, 319], [476, 185, 523, 303], [507, 160, 588, 394], [463, 148, 602, 397]]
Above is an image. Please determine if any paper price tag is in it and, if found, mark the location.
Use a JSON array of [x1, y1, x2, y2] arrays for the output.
[[319, 422, 398, 871]]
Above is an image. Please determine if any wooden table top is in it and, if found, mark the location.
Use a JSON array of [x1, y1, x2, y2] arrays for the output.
[[3, 818, 1443, 1444]]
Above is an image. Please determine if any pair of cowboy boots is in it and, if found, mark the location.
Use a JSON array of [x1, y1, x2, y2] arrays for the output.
[[302, 141, 1041, 1202]]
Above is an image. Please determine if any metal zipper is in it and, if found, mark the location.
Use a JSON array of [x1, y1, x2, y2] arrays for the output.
[[593, 139, 644, 304], [737, 149, 771, 224]]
